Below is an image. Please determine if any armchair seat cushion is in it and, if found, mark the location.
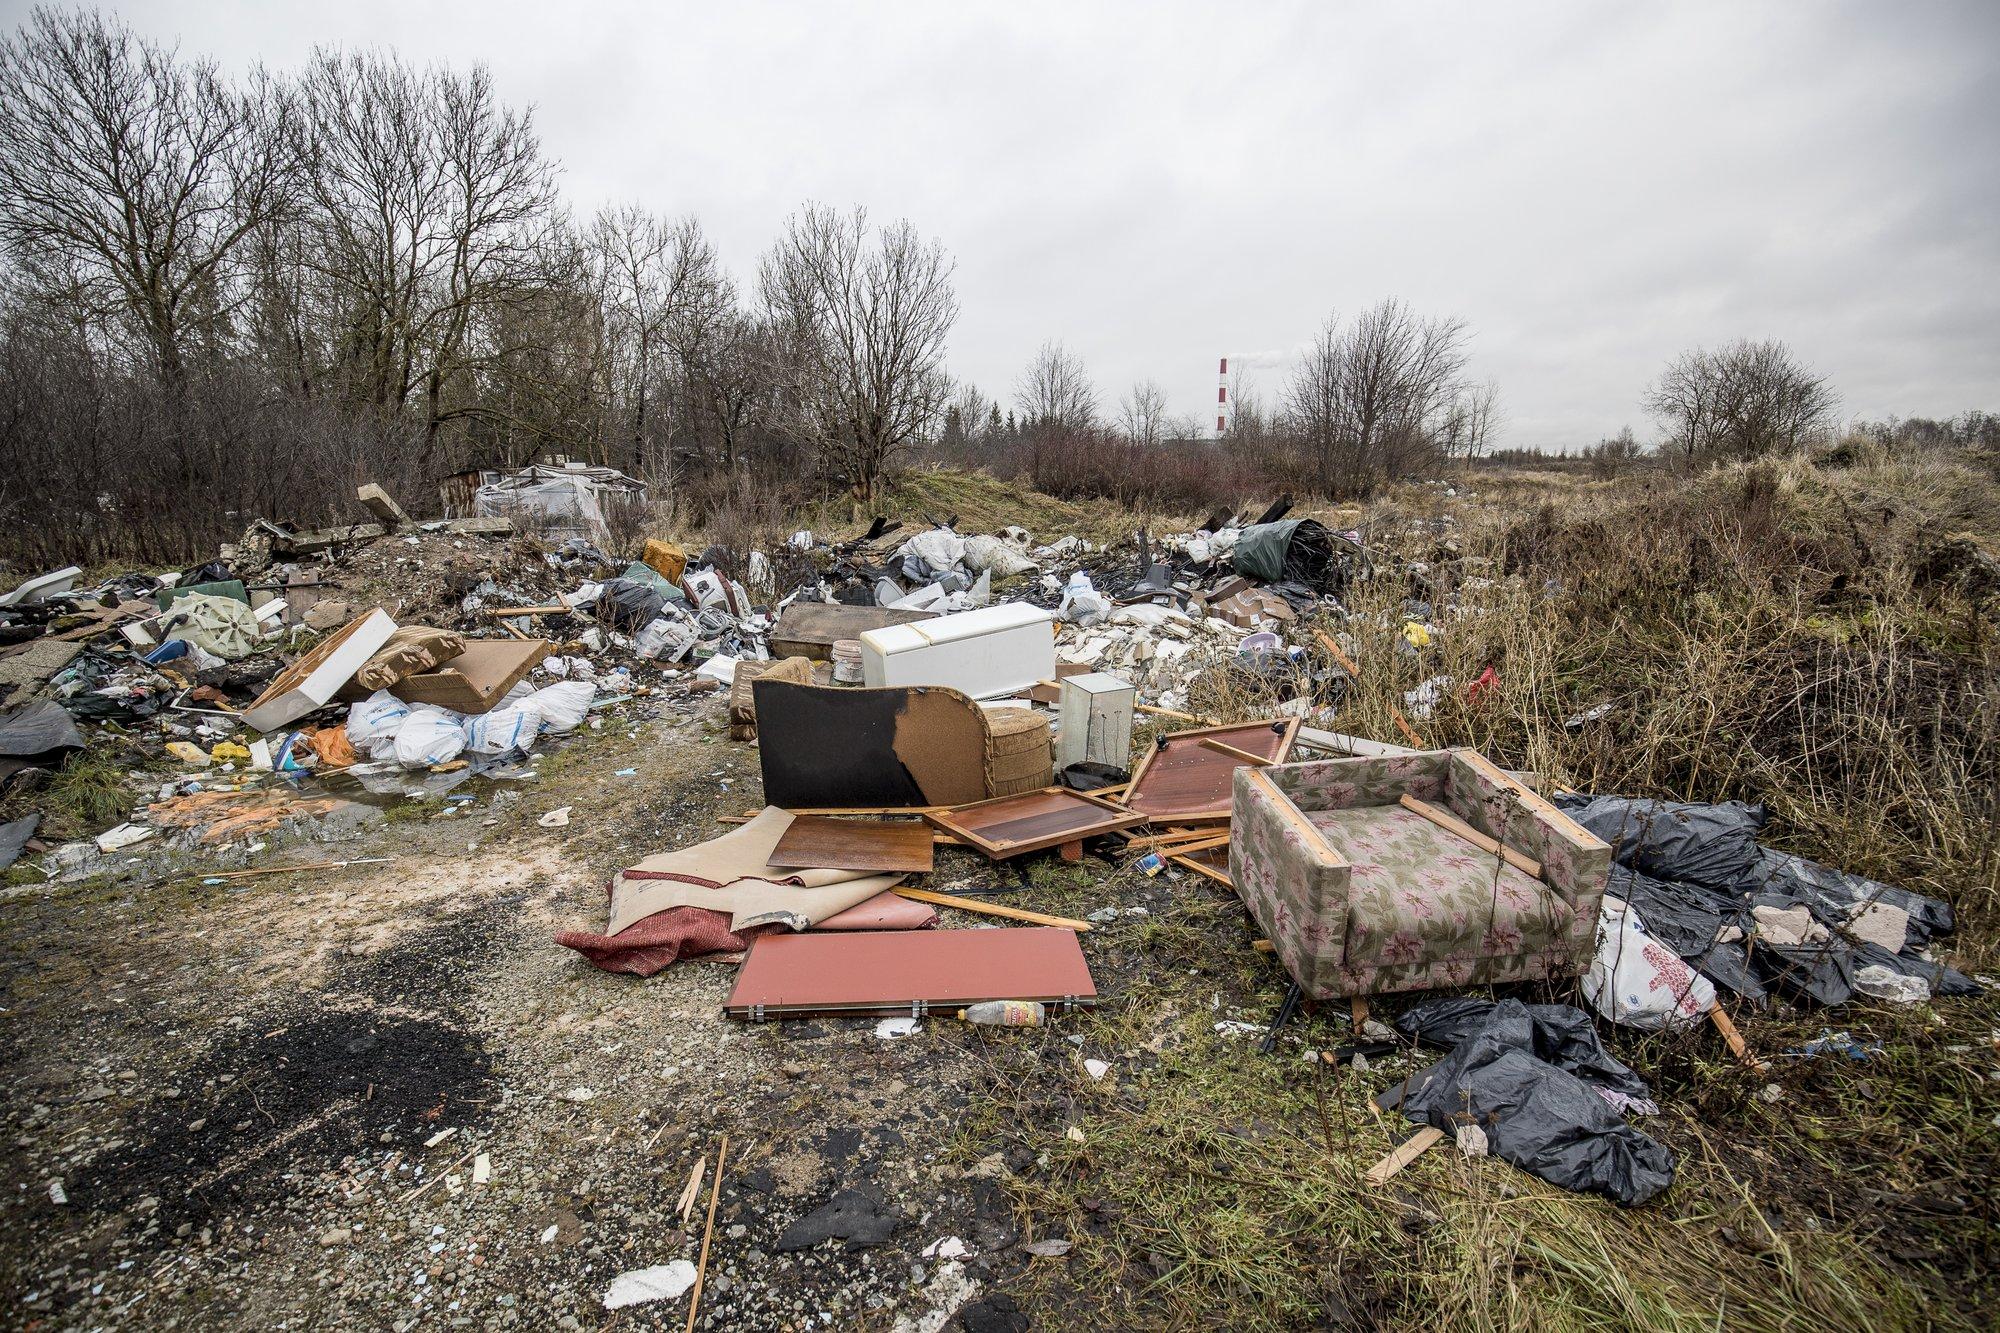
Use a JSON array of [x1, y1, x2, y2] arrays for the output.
[[1310, 807, 1576, 969]]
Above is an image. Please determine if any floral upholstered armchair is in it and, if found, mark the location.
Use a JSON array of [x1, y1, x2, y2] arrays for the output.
[[1229, 749, 1613, 1000]]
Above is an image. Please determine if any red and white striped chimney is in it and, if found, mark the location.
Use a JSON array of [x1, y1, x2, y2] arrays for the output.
[[1216, 356, 1229, 436]]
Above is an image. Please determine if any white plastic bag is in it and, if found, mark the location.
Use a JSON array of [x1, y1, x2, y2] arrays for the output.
[[962, 534, 1037, 577], [1583, 897, 1715, 1030], [463, 701, 543, 754], [392, 706, 468, 768], [347, 690, 411, 753], [1059, 572, 1111, 627], [524, 681, 595, 734]]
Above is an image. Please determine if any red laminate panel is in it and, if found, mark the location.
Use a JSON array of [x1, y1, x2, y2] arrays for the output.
[[725, 927, 1096, 1017]]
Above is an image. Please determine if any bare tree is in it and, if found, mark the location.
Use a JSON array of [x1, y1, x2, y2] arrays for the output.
[[1118, 378, 1169, 447], [758, 204, 957, 498], [1440, 378, 1501, 462], [588, 205, 726, 464], [1014, 340, 1097, 432], [1283, 299, 1470, 496], [0, 6, 294, 385], [1644, 338, 1837, 463]]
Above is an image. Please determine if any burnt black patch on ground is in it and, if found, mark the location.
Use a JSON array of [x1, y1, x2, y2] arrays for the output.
[[66, 904, 513, 1237]]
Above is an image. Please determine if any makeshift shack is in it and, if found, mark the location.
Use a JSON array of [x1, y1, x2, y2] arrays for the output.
[[469, 461, 648, 548]]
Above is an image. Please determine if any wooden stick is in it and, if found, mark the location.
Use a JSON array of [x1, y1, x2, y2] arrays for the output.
[[1168, 853, 1233, 887], [1153, 831, 1231, 857], [196, 857, 390, 882], [1388, 706, 1428, 749], [400, 1146, 478, 1204], [1252, 938, 1274, 953], [675, 1155, 707, 1225], [1364, 1125, 1444, 1187], [1397, 794, 1542, 879], [1137, 703, 1203, 723], [1197, 737, 1275, 766], [1122, 826, 1211, 849], [892, 886, 1093, 932], [1312, 629, 1362, 678], [1351, 996, 1370, 1034], [685, 1135, 727, 1333], [1708, 1006, 1770, 1073]]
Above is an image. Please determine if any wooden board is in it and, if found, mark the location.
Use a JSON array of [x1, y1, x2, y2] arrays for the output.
[[388, 638, 549, 714], [923, 787, 1145, 861], [753, 680, 990, 809], [725, 926, 1097, 1018], [1123, 718, 1301, 824], [765, 815, 936, 874], [768, 602, 938, 661]]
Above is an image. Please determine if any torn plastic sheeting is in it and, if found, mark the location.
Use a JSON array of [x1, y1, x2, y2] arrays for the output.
[[1392, 999, 1676, 1208], [0, 699, 87, 777], [595, 578, 665, 633], [1228, 518, 1352, 590], [1395, 996, 1653, 1100], [1584, 897, 1716, 1030], [1740, 846, 1952, 948], [0, 813, 39, 870]]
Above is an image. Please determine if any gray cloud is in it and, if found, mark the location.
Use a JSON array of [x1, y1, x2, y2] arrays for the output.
[[86, 0, 2000, 447]]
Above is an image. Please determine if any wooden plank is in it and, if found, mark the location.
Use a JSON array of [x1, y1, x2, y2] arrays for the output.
[[1455, 749, 1608, 850], [1364, 1125, 1444, 1187], [766, 815, 936, 874], [685, 1136, 727, 1333], [1388, 706, 1428, 749], [892, 887, 1093, 932], [1168, 848, 1234, 887], [241, 607, 398, 733], [1312, 629, 1362, 677], [1397, 794, 1542, 879], [924, 787, 1145, 861], [1709, 1006, 1770, 1073], [1293, 726, 1420, 759], [1124, 718, 1301, 824], [1197, 737, 1276, 766]]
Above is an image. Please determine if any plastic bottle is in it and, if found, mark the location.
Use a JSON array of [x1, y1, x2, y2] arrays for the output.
[[958, 1001, 1046, 1027]]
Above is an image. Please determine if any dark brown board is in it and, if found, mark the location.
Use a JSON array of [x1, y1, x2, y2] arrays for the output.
[[766, 815, 936, 874], [725, 926, 1096, 1018], [768, 602, 938, 661], [924, 787, 1145, 860], [752, 680, 989, 809], [1124, 718, 1300, 823]]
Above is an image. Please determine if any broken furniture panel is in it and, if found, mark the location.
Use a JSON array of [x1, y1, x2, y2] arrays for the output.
[[768, 602, 938, 662], [1123, 718, 1301, 824], [923, 787, 1145, 861], [388, 638, 549, 714], [1055, 671, 1136, 771], [725, 926, 1097, 1018], [240, 608, 398, 733], [750, 680, 994, 810], [766, 815, 937, 875]]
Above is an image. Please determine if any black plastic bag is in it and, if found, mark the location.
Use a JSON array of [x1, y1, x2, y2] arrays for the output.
[[1395, 996, 1652, 1099], [1393, 1000, 1676, 1207], [1557, 794, 1766, 887], [595, 578, 665, 633]]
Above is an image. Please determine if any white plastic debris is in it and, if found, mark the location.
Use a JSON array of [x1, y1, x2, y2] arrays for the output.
[[923, 1236, 969, 1260], [472, 1153, 491, 1184], [1854, 963, 1930, 1005], [94, 823, 155, 854], [1583, 897, 1716, 1030], [1082, 1059, 1110, 1080], [602, 1260, 698, 1310], [538, 807, 573, 829], [875, 1017, 920, 1040], [1455, 1124, 1489, 1158]]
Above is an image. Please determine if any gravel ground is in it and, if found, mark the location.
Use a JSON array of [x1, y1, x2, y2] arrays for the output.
[[0, 691, 1137, 1332]]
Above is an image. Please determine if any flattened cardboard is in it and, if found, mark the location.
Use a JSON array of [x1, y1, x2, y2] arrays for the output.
[[725, 927, 1096, 1018], [389, 638, 549, 714]]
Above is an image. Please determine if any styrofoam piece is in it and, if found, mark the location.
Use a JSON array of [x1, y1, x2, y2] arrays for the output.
[[0, 566, 83, 607], [859, 603, 1056, 699], [241, 608, 398, 732]]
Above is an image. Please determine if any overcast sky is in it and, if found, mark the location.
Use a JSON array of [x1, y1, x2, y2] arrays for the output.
[[53, 0, 2000, 449]]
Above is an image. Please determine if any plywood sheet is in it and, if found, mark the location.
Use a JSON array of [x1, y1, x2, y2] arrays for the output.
[[241, 608, 398, 733], [725, 926, 1096, 1017], [1124, 718, 1300, 823], [925, 787, 1145, 860], [766, 815, 936, 874], [389, 638, 549, 714]]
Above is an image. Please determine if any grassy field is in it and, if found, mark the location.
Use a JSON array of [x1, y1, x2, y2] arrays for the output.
[[855, 447, 2000, 1330]]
